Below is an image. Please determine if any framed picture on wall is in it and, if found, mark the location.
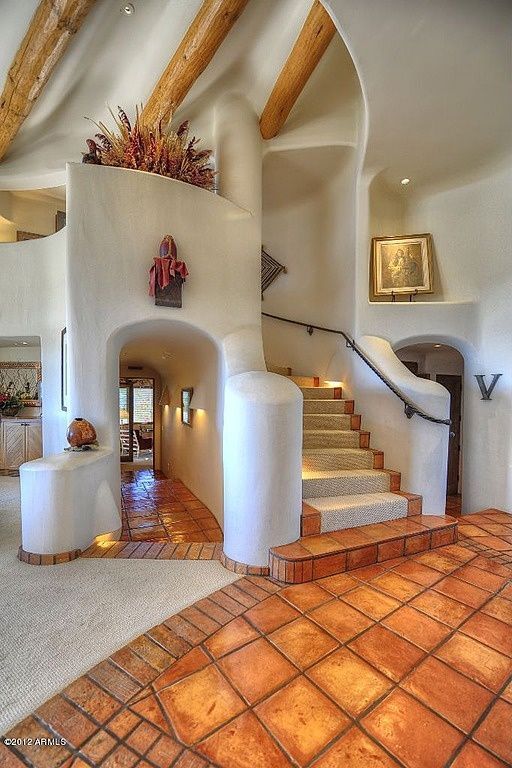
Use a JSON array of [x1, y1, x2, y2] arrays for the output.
[[181, 387, 193, 426], [61, 328, 68, 412], [372, 234, 434, 296]]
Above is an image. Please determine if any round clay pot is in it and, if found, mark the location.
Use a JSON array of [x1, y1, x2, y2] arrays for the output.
[[67, 417, 97, 448]]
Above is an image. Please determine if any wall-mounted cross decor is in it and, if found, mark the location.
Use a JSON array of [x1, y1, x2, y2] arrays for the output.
[[475, 374, 502, 400]]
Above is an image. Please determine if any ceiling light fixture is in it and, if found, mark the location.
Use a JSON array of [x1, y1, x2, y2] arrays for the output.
[[434, 344, 442, 348], [400, 178, 410, 185], [121, 3, 135, 15]]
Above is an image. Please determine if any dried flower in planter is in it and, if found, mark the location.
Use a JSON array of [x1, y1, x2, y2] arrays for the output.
[[82, 106, 216, 191]]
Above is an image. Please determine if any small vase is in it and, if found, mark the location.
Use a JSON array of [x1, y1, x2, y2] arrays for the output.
[[67, 418, 97, 447]]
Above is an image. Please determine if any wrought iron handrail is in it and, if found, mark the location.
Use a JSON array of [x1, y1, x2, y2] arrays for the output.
[[261, 312, 451, 426]]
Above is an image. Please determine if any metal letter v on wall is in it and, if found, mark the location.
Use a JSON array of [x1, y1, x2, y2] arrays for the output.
[[475, 374, 502, 400]]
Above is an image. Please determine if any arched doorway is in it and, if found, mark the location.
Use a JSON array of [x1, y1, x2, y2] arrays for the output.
[[396, 341, 464, 515]]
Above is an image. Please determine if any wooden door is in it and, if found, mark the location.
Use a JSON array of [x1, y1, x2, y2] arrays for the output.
[[1, 422, 26, 469], [26, 423, 42, 462], [436, 374, 462, 496]]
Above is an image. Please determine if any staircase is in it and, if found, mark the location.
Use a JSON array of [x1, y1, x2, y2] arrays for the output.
[[266, 366, 457, 583]]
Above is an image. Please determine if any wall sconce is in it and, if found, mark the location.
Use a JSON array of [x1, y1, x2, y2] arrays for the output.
[[181, 387, 193, 426], [158, 385, 170, 407]]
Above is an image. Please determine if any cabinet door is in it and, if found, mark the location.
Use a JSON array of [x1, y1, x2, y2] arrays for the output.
[[1, 422, 26, 469], [26, 423, 42, 462]]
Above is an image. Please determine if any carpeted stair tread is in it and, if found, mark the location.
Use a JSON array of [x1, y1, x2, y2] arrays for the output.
[[303, 413, 353, 429], [303, 429, 360, 448], [303, 448, 374, 470], [302, 469, 390, 498], [306, 492, 408, 532], [301, 386, 341, 399], [303, 399, 353, 414]]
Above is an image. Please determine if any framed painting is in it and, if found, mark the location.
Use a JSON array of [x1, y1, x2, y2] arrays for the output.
[[181, 387, 193, 426], [0, 362, 41, 406], [372, 234, 434, 296]]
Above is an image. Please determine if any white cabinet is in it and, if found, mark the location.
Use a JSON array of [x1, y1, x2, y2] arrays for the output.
[[0, 420, 42, 470]]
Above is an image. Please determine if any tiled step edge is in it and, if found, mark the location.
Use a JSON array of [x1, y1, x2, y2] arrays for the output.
[[221, 551, 270, 577], [270, 515, 458, 584], [18, 545, 81, 565]]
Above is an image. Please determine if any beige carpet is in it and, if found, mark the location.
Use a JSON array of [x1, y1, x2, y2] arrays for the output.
[[0, 477, 237, 735]]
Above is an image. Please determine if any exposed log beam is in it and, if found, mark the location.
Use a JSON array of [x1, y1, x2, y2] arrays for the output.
[[142, 0, 250, 126], [259, 0, 336, 140], [0, 0, 96, 162]]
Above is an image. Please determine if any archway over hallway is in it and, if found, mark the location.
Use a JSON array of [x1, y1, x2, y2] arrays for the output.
[[111, 319, 224, 547], [395, 341, 464, 515]]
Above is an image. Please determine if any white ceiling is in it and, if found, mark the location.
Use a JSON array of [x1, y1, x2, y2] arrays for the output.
[[0, 336, 40, 348], [0, 0, 510, 192]]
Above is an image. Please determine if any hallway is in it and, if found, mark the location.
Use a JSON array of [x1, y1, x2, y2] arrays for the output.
[[120, 469, 223, 544]]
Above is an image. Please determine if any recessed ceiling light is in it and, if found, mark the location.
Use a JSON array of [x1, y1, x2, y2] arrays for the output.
[[121, 3, 134, 14], [434, 344, 442, 348], [400, 178, 410, 185]]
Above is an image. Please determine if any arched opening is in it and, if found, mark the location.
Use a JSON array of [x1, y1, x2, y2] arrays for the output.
[[113, 320, 224, 547], [395, 341, 464, 515], [0, 187, 66, 242], [0, 336, 43, 476]]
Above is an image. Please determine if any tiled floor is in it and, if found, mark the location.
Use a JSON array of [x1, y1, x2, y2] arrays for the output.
[[122, 470, 222, 543], [4, 511, 511, 768]]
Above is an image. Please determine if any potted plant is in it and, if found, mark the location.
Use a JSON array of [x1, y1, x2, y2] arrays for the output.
[[82, 106, 216, 191], [0, 387, 23, 417]]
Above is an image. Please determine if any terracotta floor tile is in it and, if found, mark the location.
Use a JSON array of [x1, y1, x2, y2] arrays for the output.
[[106, 710, 141, 739], [218, 637, 297, 704], [501, 679, 512, 702], [204, 617, 259, 659], [145, 735, 183, 767], [460, 612, 512, 656], [130, 693, 173, 733], [401, 656, 494, 732], [482, 596, 512, 624], [80, 730, 117, 763], [350, 563, 386, 581], [450, 741, 508, 768], [438, 544, 477, 563], [470, 557, 512, 577], [411, 590, 473, 627], [255, 677, 349, 766], [308, 647, 392, 716], [349, 624, 425, 682], [101, 745, 139, 768], [280, 582, 333, 612], [391, 559, 444, 586], [36, 695, 96, 748], [63, 677, 122, 723], [269, 617, 338, 669], [413, 550, 462, 573], [152, 647, 211, 691], [328, 528, 373, 548], [5, 717, 73, 767], [433, 575, 490, 608], [341, 585, 401, 620], [310, 726, 400, 767], [371, 571, 424, 600], [382, 604, 452, 651], [308, 600, 373, 642], [0, 743, 29, 768], [126, 720, 160, 754], [435, 633, 512, 692], [244, 595, 300, 633], [453, 564, 509, 592], [316, 572, 360, 595], [158, 665, 245, 743], [474, 699, 512, 764], [477, 536, 512, 551], [362, 689, 462, 768], [301, 535, 343, 555], [197, 710, 290, 768]]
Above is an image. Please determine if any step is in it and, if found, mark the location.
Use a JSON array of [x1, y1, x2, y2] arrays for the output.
[[303, 429, 369, 450], [290, 375, 320, 387], [303, 448, 383, 471], [301, 386, 342, 400], [309, 492, 409, 532], [269, 514, 459, 583], [302, 469, 398, 499], [303, 399, 354, 414], [267, 364, 292, 376], [303, 413, 360, 430]]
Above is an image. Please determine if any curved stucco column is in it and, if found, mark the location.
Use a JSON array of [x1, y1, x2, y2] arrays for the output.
[[223, 371, 302, 567]]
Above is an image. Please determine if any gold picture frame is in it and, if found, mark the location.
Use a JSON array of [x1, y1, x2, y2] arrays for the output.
[[372, 233, 434, 296]]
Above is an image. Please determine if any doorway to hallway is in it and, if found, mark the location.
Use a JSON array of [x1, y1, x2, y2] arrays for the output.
[[119, 377, 154, 468]]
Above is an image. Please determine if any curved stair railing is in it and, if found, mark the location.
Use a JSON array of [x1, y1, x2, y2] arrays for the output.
[[261, 311, 452, 426]]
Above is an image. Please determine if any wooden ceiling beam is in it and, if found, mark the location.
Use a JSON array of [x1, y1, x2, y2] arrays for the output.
[[142, 0, 250, 126], [0, 0, 96, 162], [259, 0, 336, 140]]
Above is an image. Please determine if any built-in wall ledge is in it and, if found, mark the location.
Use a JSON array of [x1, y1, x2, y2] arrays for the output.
[[368, 299, 477, 307], [263, 139, 357, 156], [19, 446, 121, 557]]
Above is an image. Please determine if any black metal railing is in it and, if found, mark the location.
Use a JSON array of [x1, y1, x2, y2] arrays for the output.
[[261, 312, 451, 426]]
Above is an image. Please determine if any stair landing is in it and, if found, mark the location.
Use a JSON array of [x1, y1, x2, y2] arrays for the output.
[[270, 514, 458, 583]]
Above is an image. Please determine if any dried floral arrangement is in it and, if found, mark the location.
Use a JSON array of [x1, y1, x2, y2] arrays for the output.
[[82, 106, 216, 191]]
